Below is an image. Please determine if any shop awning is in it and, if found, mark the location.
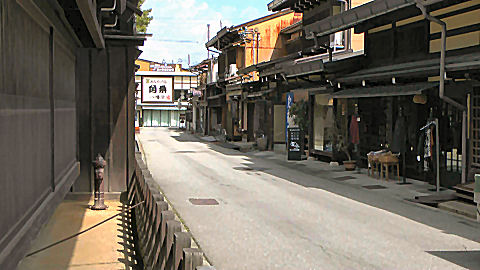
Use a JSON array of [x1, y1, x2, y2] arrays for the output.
[[304, 0, 442, 39], [336, 52, 480, 83], [207, 93, 226, 100], [207, 93, 226, 107], [299, 86, 331, 95], [227, 90, 242, 99], [140, 106, 187, 111], [226, 83, 242, 91], [246, 89, 275, 98], [205, 27, 241, 50], [283, 57, 324, 77], [331, 82, 437, 99]]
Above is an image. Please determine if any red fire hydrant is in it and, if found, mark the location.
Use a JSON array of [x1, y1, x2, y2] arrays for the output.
[[91, 154, 108, 210]]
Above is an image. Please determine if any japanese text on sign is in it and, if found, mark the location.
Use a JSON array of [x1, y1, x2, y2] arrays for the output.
[[142, 77, 173, 102]]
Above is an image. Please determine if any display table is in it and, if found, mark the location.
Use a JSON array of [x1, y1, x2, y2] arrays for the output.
[[379, 154, 400, 181]]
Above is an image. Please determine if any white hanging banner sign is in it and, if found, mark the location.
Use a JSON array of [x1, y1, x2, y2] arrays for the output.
[[142, 77, 173, 102]]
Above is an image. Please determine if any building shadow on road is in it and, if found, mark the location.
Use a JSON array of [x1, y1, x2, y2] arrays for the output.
[[427, 250, 480, 269], [170, 132, 244, 154], [165, 129, 480, 245], [243, 154, 480, 244]]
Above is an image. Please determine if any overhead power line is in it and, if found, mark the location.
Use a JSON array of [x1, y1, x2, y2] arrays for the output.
[[150, 39, 200, 44]]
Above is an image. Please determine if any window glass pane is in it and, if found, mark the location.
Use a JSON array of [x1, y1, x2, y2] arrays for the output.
[[161, 111, 170, 126], [174, 90, 182, 100], [144, 110, 152, 127], [152, 110, 161, 126], [171, 111, 179, 127], [174, 76, 183, 83]]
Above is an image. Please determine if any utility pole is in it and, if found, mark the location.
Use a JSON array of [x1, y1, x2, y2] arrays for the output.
[[256, 31, 260, 65], [207, 24, 210, 59]]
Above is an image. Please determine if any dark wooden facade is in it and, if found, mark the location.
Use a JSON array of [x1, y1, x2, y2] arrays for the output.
[[314, 0, 480, 186], [259, 0, 480, 188], [0, 0, 143, 268]]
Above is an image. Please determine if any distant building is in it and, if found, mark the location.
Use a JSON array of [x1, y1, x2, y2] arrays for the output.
[[135, 59, 197, 127], [204, 10, 302, 140]]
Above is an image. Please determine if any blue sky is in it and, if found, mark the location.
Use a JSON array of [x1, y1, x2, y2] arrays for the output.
[[139, 0, 273, 66]]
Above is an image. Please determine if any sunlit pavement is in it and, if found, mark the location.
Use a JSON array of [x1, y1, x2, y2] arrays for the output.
[[138, 127, 480, 270], [18, 198, 140, 270]]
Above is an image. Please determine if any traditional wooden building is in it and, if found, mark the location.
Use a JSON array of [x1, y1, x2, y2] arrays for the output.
[[225, 0, 480, 189], [300, 0, 480, 187], [247, 0, 370, 153], [0, 0, 145, 268], [188, 59, 212, 134], [205, 10, 302, 142], [134, 61, 196, 128]]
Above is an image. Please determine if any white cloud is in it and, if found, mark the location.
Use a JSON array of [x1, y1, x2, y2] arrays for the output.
[[139, 0, 269, 66]]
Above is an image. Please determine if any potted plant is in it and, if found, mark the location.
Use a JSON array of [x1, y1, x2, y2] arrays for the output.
[[288, 100, 309, 133], [336, 135, 356, 171], [342, 148, 357, 171]]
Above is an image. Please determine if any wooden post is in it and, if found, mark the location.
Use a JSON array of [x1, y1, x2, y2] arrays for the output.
[[173, 232, 192, 270]]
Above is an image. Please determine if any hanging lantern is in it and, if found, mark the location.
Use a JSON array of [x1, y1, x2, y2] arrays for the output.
[[413, 94, 427, 104]]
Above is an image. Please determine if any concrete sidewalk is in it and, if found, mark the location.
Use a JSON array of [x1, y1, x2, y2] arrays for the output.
[[237, 148, 480, 222], [18, 197, 140, 270], [251, 150, 456, 203]]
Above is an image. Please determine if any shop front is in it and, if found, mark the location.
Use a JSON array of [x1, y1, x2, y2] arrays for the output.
[[311, 94, 336, 158], [135, 70, 196, 128], [226, 85, 243, 141], [328, 82, 466, 187], [142, 107, 185, 127], [244, 88, 277, 148], [207, 93, 226, 135]]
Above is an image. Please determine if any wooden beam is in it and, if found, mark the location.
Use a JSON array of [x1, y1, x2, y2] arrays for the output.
[[126, 1, 142, 16], [76, 0, 105, 48], [300, 0, 313, 10]]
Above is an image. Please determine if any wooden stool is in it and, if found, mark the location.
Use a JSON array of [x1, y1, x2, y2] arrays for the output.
[[379, 155, 400, 181]]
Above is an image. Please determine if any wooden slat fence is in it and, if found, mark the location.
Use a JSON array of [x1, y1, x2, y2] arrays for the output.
[[129, 153, 216, 270]]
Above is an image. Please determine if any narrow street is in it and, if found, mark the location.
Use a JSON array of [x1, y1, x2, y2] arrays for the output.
[[138, 128, 480, 270]]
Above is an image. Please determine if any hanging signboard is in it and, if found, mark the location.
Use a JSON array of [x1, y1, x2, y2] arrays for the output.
[[192, 89, 203, 97], [142, 77, 173, 103], [150, 63, 175, 72]]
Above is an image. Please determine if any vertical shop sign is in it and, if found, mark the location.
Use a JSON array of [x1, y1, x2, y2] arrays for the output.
[[286, 92, 294, 143]]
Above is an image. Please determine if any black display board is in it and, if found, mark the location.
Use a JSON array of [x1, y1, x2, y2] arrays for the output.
[[287, 127, 302, 160]]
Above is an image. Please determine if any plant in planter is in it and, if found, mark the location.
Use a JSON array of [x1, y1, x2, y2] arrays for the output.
[[335, 135, 356, 171], [342, 148, 357, 171], [288, 100, 309, 132]]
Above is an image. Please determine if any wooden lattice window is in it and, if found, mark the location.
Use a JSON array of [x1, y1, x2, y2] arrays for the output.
[[472, 86, 480, 167], [444, 103, 463, 173]]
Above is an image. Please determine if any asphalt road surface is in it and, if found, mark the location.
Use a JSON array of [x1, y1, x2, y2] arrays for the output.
[[138, 127, 480, 270]]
